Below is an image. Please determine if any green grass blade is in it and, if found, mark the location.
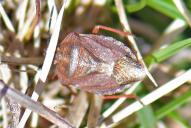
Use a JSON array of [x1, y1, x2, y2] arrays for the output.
[[145, 38, 191, 65], [156, 90, 191, 119], [146, 0, 183, 19], [125, 0, 146, 12], [137, 105, 157, 128], [168, 112, 190, 128], [153, 38, 191, 62]]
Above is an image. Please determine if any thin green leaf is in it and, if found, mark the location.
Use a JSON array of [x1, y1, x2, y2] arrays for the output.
[[168, 112, 190, 128], [156, 90, 191, 119], [153, 38, 191, 62], [145, 38, 191, 65], [125, 0, 146, 12], [137, 105, 157, 128], [146, 0, 183, 19]]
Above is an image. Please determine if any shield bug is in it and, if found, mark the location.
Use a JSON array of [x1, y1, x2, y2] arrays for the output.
[[54, 25, 146, 95]]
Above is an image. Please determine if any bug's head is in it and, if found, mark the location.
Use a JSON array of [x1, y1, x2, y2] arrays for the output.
[[113, 56, 145, 85]]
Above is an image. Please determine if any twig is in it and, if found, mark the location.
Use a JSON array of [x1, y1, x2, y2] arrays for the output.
[[0, 80, 74, 128], [18, 79, 43, 128], [101, 68, 191, 128], [0, 56, 43, 65]]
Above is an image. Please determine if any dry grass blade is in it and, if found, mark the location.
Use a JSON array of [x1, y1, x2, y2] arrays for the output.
[[18, 80, 43, 128], [18, 0, 67, 127], [173, 0, 191, 28], [151, 19, 186, 52], [66, 92, 89, 127], [25, 0, 40, 40], [87, 94, 103, 128], [47, 0, 58, 32], [31, 112, 39, 127], [115, 0, 158, 87], [0, 3, 15, 32], [16, 0, 37, 40], [39, 0, 67, 83], [17, 0, 29, 31], [0, 80, 74, 128], [101, 69, 191, 128]]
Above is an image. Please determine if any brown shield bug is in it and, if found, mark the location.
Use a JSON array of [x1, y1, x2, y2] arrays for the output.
[[54, 25, 146, 96]]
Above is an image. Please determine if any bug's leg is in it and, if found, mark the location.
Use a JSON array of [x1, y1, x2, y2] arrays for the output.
[[103, 94, 144, 106], [92, 25, 138, 61], [92, 25, 133, 37]]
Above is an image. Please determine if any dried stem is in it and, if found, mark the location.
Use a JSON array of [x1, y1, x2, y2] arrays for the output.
[[25, 0, 40, 40], [0, 56, 43, 65], [0, 3, 15, 32], [17, 0, 29, 31], [173, 0, 191, 28], [0, 80, 74, 128], [18, 0, 67, 127]]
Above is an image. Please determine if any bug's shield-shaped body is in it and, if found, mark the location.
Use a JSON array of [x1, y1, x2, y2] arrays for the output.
[[55, 32, 145, 95]]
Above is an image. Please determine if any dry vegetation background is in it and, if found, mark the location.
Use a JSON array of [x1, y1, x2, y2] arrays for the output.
[[0, 0, 191, 128]]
